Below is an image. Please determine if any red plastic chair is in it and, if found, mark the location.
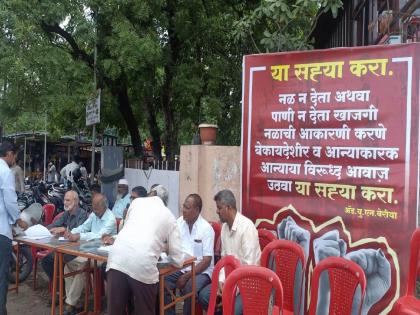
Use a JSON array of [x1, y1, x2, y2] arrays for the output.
[[258, 228, 277, 251], [42, 204, 56, 226], [210, 221, 221, 263], [308, 256, 366, 315], [194, 221, 223, 315], [222, 266, 284, 315], [32, 211, 64, 290], [390, 228, 420, 314], [116, 218, 122, 233], [261, 239, 305, 315], [206, 255, 241, 315]]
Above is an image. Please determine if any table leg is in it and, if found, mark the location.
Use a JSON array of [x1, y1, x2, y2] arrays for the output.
[[51, 252, 57, 315], [191, 262, 195, 315], [59, 253, 64, 315], [93, 260, 101, 313], [159, 274, 164, 315]]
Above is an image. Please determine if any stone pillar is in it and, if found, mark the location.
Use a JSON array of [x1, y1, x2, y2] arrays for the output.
[[179, 145, 241, 222]]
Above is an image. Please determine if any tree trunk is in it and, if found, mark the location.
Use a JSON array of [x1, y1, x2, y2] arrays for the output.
[[113, 80, 143, 158], [145, 96, 161, 159], [162, 0, 180, 160]]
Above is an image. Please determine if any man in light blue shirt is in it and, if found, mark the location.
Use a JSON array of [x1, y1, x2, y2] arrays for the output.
[[112, 178, 131, 219], [0, 142, 28, 315], [62, 193, 116, 314]]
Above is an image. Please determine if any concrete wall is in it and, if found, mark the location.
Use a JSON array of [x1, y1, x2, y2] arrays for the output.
[[124, 168, 180, 217], [179, 145, 241, 222]]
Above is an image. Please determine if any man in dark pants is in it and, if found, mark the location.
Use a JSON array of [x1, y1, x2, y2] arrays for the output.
[[0, 142, 28, 315]]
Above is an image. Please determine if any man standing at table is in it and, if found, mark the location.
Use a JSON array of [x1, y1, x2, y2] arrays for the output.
[[0, 142, 28, 315], [106, 189, 185, 315], [112, 179, 131, 219], [62, 193, 116, 315], [164, 193, 214, 315], [198, 189, 261, 315]]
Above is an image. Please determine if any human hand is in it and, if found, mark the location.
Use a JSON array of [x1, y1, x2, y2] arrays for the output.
[[175, 273, 190, 290], [102, 234, 115, 245], [345, 249, 391, 315], [16, 219, 29, 231], [277, 216, 311, 258], [313, 230, 347, 264], [64, 231, 80, 242], [50, 227, 65, 235]]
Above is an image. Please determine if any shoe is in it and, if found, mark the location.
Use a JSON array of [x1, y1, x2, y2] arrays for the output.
[[63, 305, 79, 315]]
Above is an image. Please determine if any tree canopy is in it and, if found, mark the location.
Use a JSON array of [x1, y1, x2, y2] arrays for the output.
[[0, 0, 342, 158]]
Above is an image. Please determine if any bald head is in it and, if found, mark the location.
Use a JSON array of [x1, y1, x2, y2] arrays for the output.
[[92, 193, 108, 218]]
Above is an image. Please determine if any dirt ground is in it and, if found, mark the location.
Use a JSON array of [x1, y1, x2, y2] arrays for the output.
[[6, 263, 184, 315], [7, 270, 64, 315]]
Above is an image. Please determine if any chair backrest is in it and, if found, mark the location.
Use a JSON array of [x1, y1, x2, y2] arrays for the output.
[[52, 211, 65, 224], [261, 239, 305, 313], [222, 266, 283, 315], [309, 256, 366, 315], [42, 204, 56, 226], [210, 221, 222, 263], [207, 255, 241, 315], [258, 228, 277, 251], [116, 218, 122, 233], [407, 228, 420, 296]]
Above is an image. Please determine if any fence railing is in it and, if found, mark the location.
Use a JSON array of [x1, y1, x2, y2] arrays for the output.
[[125, 158, 180, 171]]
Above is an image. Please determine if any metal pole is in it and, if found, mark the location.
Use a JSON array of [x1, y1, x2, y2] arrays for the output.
[[91, 125, 96, 184], [23, 137, 26, 178], [90, 9, 97, 185], [43, 115, 47, 181]]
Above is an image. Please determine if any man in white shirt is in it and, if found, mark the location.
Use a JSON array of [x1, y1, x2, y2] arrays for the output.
[[60, 158, 79, 188], [198, 189, 261, 315], [164, 194, 214, 315], [62, 193, 116, 315], [106, 192, 185, 315], [111, 178, 131, 219], [0, 142, 28, 314]]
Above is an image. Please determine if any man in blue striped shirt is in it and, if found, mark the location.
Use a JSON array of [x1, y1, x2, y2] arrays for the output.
[[0, 142, 28, 315]]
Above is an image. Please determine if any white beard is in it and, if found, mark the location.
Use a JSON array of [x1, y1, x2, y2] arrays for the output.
[[116, 194, 123, 201]]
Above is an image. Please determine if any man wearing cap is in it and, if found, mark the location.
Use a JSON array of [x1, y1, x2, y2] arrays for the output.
[[112, 179, 130, 219]]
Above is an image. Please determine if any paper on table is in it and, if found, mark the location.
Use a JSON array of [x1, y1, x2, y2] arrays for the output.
[[97, 245, 113, 253], [23, 224, 52, 239]]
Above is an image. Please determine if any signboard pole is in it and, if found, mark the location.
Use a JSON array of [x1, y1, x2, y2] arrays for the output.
[[91, 124, 96, 184], [90, 13, 97, 186]]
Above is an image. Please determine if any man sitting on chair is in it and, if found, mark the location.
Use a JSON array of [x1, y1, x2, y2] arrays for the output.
[[63, 193, 117, 315], [164, 194, 214, 315], [198, 189, 261, 315]]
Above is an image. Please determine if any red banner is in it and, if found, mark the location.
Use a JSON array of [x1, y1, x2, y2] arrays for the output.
[[241, 43, 420, 314]]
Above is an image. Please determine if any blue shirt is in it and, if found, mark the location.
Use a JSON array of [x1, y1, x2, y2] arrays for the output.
[[71, 208, 117, 240], [0, 159, 20, 239], [112, 194, 131, 219]]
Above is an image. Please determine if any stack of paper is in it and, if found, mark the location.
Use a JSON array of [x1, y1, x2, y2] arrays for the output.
[[23, 224, 52, 239], [97, 245, 113, 253]]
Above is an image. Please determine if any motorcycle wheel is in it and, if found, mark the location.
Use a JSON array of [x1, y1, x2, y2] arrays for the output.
[[8, 245, 33, 284]]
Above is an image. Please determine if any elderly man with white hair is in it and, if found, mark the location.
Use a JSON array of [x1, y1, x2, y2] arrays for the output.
[[106, 185, 184, 315], [112, 178, 131, 219]]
